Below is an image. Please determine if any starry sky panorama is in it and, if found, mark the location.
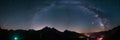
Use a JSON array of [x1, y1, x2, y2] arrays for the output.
[[0, 0, 120, 33]]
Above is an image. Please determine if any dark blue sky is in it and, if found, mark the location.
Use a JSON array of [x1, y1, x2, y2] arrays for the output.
[[0, 0, 120, 32]]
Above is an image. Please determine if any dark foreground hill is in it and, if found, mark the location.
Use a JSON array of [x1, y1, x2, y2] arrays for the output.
[[0, 26, 120, 40], [103, 26, 120, 40], [0, 26, 87, 40]]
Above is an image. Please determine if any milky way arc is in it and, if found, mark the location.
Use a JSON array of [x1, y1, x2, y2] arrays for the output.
[[31, 0, 109, 33]]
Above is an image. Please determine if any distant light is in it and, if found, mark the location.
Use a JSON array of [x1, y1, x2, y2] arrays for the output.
[[14, 37, 18, 40], [97, 37, 103, 40], [100, 23, 104, 27]]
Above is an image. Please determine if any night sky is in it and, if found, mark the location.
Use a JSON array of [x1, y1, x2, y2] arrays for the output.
[[0, 0, 120, 33]]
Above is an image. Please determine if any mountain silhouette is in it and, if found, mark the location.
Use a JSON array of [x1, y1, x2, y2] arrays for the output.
[[103, 26, 120, 40], [1, 26, 120, 40], [0, 26, 88, 40]]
